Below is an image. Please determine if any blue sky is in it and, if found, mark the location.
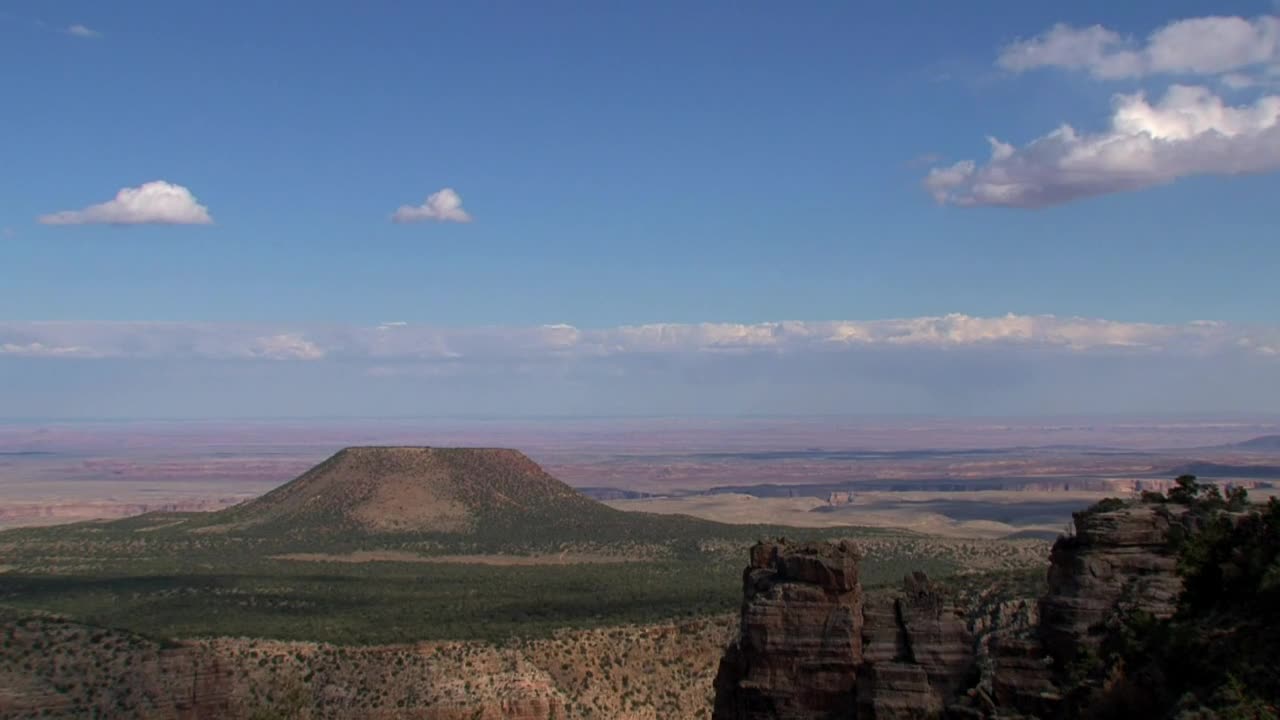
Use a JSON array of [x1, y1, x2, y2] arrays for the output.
[[2, 2, 1279, 417]]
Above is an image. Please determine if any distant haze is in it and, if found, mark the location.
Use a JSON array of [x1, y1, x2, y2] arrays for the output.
[[2, 314, 1278, 418]]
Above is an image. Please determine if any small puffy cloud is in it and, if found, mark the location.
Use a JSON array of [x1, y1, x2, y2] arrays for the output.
[[999, 15, 1280, 79], [925, 85, 1280, 207], [391, 188, 471, 224], [65, 24, 101, 38], [39, 181, 213, 226]]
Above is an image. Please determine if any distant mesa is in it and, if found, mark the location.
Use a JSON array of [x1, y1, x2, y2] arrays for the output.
[[194, 446, 612, 537], [1164, 461, 1280, 481], [1232, 434, 1280, 451]]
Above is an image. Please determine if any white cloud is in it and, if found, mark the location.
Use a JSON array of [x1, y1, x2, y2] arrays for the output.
[[65, 24, 101, 38], [999, 24, 1138, 78], [8, 316, 1280, 417], [391, 188, 471, 224], [2, 315, 1277, 363], [925, 85, 1280, 207], [248, 334, 326, 361], [39, 181, 213, 226], [999, 15, 1280, 79], [1221, 72, 1260, 89], [0, 342, 96, 358]]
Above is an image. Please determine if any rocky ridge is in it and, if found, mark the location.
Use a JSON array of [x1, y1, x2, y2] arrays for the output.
[[1036, 502, 1187, 665], [713, 499, 1206, 719], [713, 541, 977, 719], [712, 539, 865, 719], [856, 571, 976, 719], [0, 613, 735, 719]]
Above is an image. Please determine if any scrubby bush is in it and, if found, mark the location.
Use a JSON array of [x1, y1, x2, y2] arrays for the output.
[[1167, 474, 1203, 505], [1088, 497, 1127, 514]]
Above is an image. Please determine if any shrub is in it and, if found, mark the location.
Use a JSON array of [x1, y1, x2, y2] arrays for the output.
[[1168, 475, 1202, 505], [1225, 486, 1250, 512], [1088, 497, 1127, 514]]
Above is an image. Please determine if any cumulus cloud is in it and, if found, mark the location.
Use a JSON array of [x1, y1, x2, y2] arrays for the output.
[[248, 334, 326, 361], [0, 324, 326, 361], [2, 314, 1277, 362], [999, 15, 1280, 79], [65, 24, 101, 38], [0, 342, 94, 358], [39, 181, 213, 225], [1221, 72, 1262, 89], [925, 85, 1280, 207], [391, 188, 471, 224]]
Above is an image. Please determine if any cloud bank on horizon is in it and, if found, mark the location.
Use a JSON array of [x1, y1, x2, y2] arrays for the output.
[[3, 314, 1277, 362], [2, 312, 1269, 361], [4, 314, 1277, 417], [927, 13, 1280, 208]]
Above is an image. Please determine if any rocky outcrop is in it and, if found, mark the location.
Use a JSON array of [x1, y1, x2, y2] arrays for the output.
[[856, 663, 940, 719], [985, 501, 1202, 719], [1037, 503, 1187, 665], [895, 572, 974, 702], [987, 635, 1059, 718], [857, 573, 974, 719], [714, 499, 1252, 720], [714, 541, 979, 720], [713, 539, 865, 719]]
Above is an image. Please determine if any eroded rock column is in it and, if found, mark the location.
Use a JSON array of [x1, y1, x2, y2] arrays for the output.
[[713, 539, 865, 720]]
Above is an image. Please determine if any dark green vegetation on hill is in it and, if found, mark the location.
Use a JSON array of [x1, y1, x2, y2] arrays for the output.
[[0, 448, 1045, 645]]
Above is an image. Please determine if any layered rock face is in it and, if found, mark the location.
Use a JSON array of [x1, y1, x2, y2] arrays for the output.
[[713, 502, 1216, 720], [1037, 503, 1186, 664], [987, 502, 1195, 719], [714, 541, 977, 720], [987, 634, 1058, 717], [857, 573, 974, 719], [713, 540, 865, 719], [895, 572, 975, 701]]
